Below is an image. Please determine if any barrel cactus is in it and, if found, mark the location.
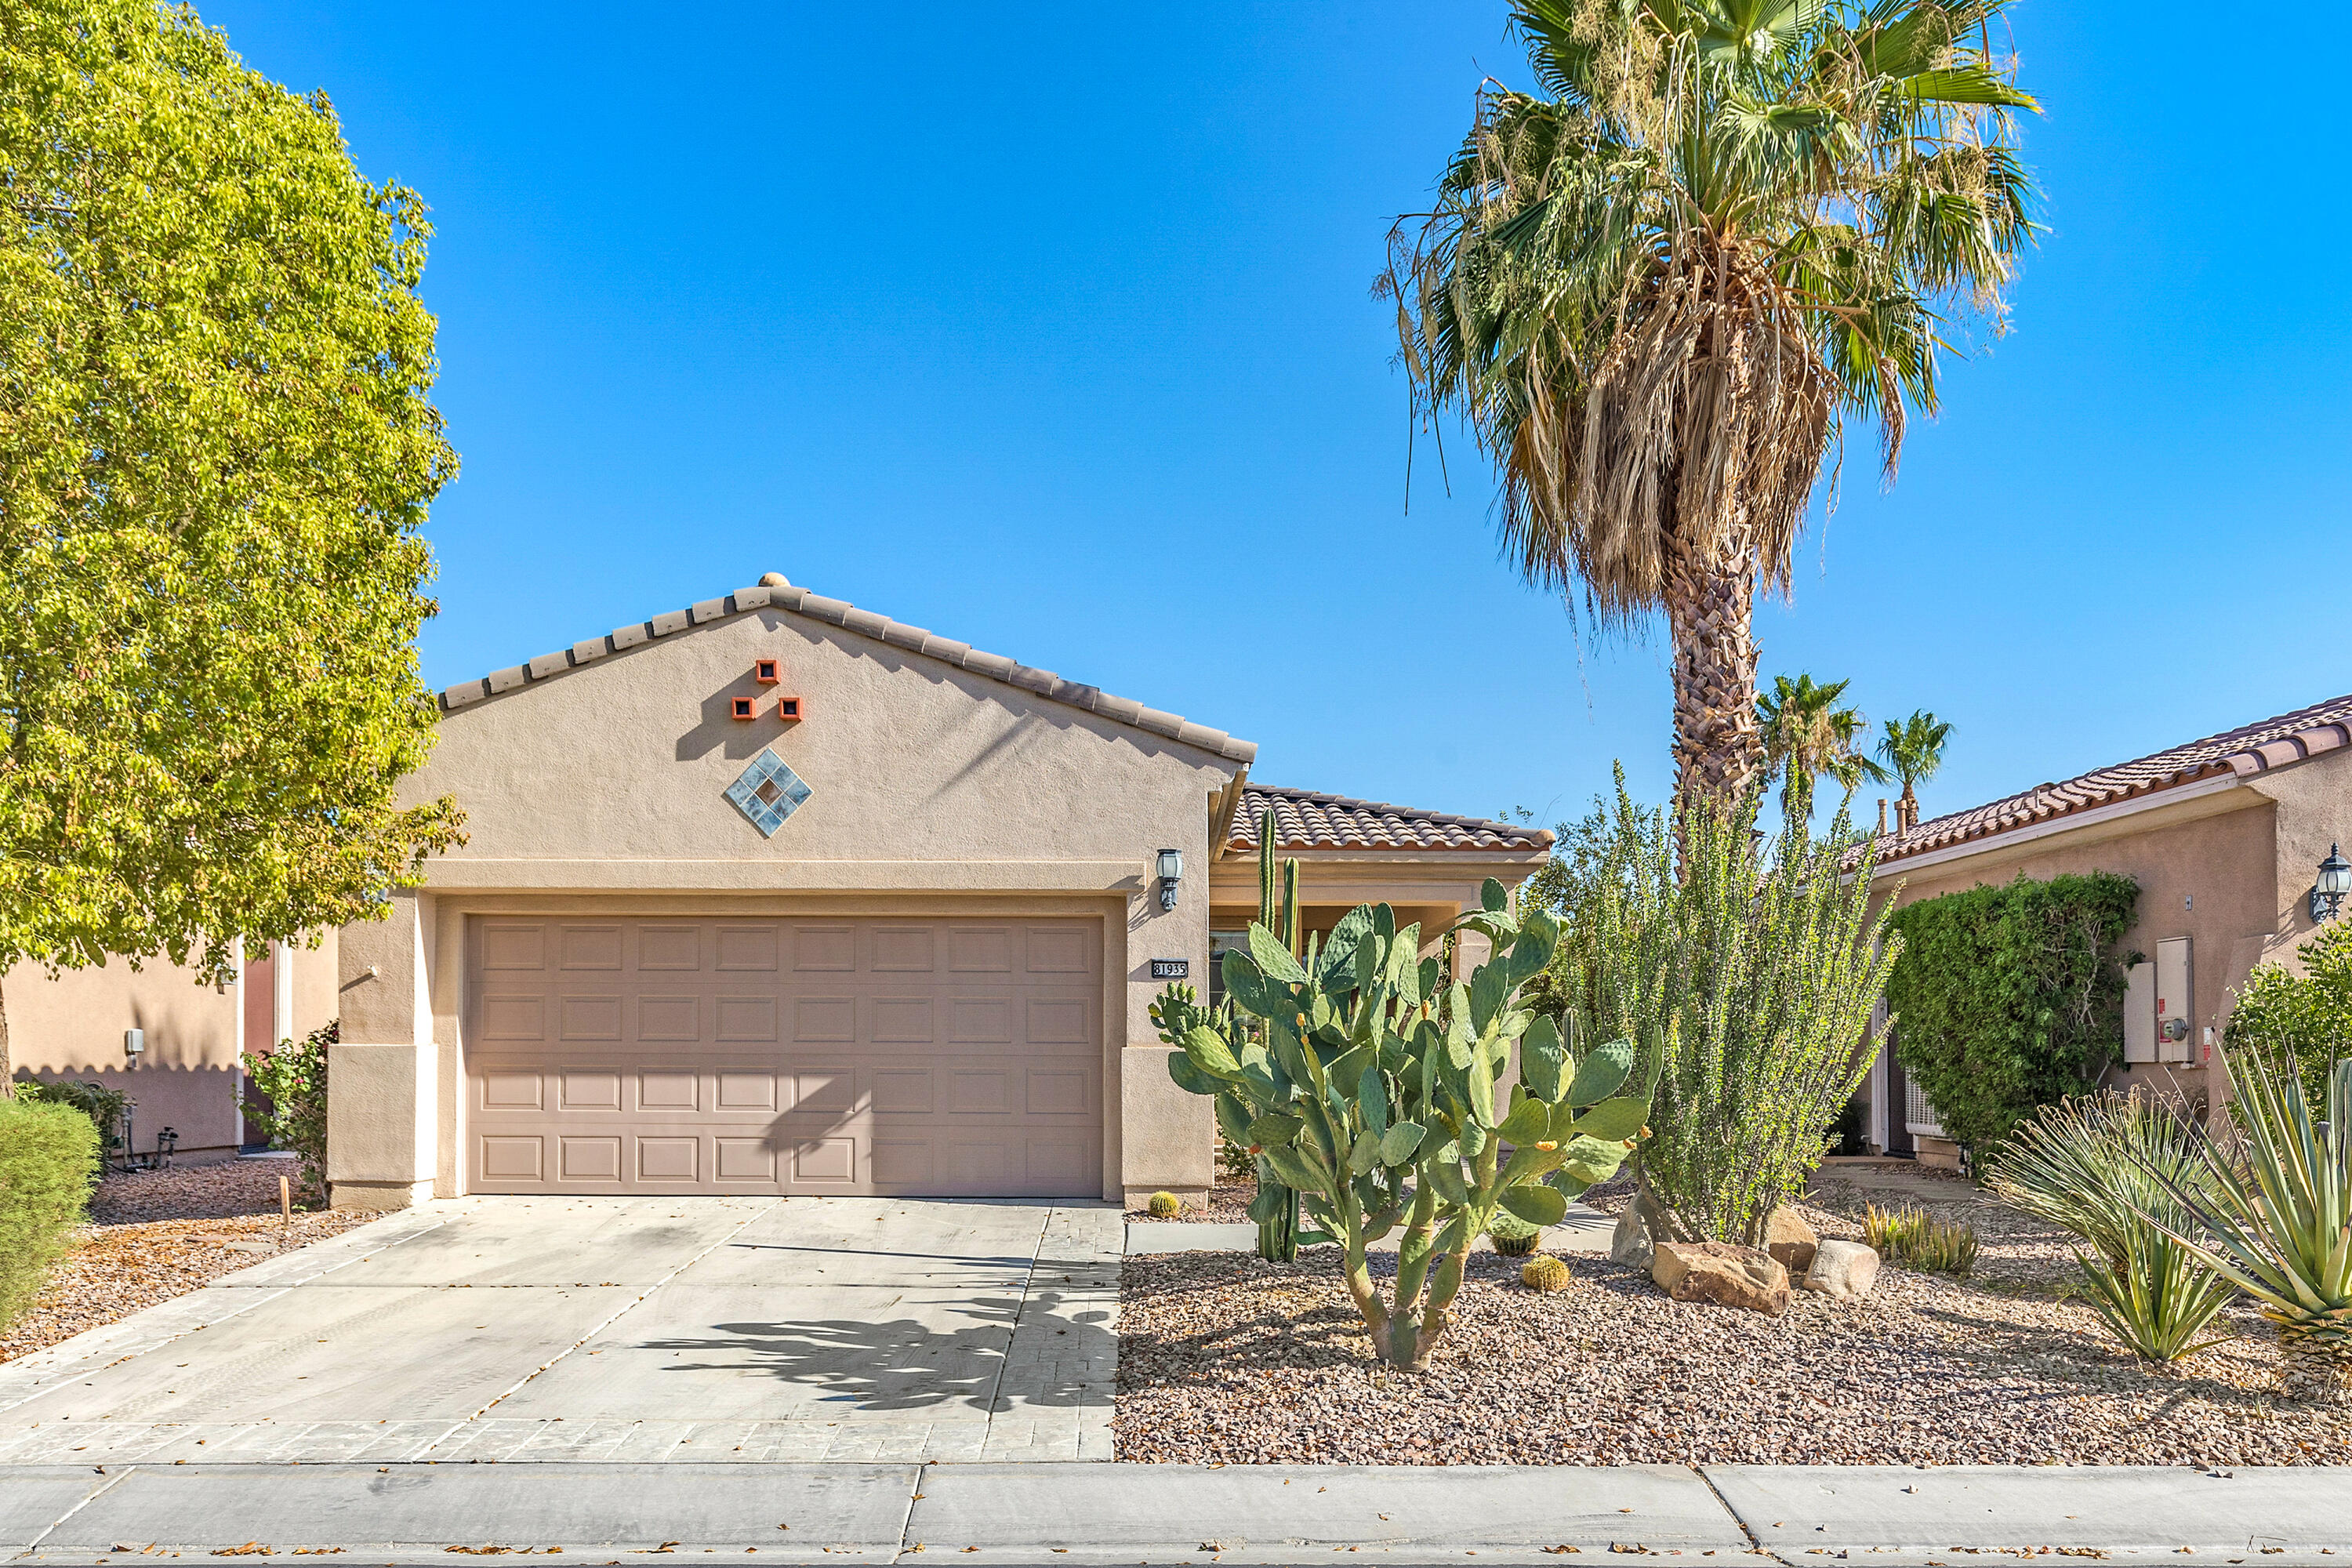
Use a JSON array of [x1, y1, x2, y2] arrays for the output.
[[1486, 1211, 1542, 1257], [1146, 1191, 1182, 1219], [1521, 1254, 1572, 1293]]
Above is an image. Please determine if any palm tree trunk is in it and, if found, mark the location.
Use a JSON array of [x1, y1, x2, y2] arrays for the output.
[[1664, 530, 1763, 809]]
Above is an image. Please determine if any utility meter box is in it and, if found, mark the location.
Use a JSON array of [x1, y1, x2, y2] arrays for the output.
[[2156, 936, 2194, 1064], [2123, 961, 2156, 1063]]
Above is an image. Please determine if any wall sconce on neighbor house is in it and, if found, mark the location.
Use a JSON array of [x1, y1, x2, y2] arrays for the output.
[[124, 1027, 144, 1065], [2314, 843, 2351, 922], [1156, 848, 1183, 913]]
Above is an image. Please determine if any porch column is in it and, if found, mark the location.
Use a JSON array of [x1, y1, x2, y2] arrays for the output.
[[327, 891, 438, 1211]]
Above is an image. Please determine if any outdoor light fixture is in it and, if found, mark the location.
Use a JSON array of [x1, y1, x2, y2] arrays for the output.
[[2314, 843, 2352, 923], [123, 1027, 144, 1064], [1156, 848, 1183, 913]]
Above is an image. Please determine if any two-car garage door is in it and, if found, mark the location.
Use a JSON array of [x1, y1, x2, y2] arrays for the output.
[[463, 916, 1102, 1196]]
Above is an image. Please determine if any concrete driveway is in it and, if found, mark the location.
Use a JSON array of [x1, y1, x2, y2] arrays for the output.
[[0, 1196, 1119, 1465]]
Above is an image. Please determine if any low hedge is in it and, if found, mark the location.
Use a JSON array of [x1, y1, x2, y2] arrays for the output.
[[0, 1091, 101, 1331], [1883, 871, 2139, 1157]]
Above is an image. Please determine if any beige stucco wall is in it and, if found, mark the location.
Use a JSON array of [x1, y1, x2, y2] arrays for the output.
[[6, 935, 339, 1160], [332, 600, 1245, 1207], [1872, 747, 2352, 1115]]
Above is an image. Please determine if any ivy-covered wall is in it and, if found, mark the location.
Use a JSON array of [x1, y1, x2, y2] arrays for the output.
[[1883, 871, 2140, 1155]]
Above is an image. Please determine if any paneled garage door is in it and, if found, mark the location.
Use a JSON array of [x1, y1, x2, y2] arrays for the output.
[[463, 916, 1102, 1196]]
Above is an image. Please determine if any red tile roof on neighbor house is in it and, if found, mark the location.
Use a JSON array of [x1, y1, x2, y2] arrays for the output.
[[1228, 784, 1555, 855], [1876, 690, 2352, 867]]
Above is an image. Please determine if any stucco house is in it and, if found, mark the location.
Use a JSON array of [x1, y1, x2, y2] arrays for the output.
[[267, 572, 1549, 1210], [1859, 690, 2352, 1166]]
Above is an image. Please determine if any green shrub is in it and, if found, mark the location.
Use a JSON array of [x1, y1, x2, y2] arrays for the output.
[[1984, 1091, 2234, 1363], [1883, 872, 2139, 1157], [0, 1094, 100, 1330], [1552, 773, 1899, 1248], [241, 1019, 334, 1204], [2226, 920, 2352, 1112], [14, 1078, 129, 1157]]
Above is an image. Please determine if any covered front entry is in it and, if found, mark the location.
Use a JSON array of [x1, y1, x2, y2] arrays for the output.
[[463, 915, 1102, 1196]]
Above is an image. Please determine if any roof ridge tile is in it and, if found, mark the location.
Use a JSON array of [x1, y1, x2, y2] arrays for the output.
[[436, 575, 1258, 764]]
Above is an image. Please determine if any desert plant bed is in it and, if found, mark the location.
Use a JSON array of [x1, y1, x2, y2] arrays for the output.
[[0, 1160, 376, 1365], [1125, 1178, 1261, 1225], [1116, 1203, 2352, 1467]]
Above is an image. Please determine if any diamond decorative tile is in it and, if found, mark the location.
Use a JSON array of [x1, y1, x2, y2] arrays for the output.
[[724, 749, 812, 837]]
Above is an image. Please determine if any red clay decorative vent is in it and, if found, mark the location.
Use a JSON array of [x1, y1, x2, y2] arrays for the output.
[[753, 659, 780, 684], [776, 695, 804, 720], [730, 696, 757, 720]]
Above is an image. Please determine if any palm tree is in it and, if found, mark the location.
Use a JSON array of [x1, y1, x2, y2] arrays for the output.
[[1877, 708, 1953, 832], [1384, 0, 2035, 808], [1756, 673, 1884, 826]]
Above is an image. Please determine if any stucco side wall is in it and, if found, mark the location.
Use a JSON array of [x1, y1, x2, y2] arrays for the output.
[[1878, 791, 2278, 1102], [5, 956, 238, 1156], [2245, 749, 2352, 965]]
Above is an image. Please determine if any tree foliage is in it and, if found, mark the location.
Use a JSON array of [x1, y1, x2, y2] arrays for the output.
[[1548, 770, 1898, 1246], [1882, 873, 2139, 1156], [1383, 0, 2037, 805], [2226, 919, 2352, 1112], [0, 0, 464, 1083]]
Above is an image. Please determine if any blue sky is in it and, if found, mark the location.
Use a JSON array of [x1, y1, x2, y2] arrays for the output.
[[208, 2, 2351, 833]]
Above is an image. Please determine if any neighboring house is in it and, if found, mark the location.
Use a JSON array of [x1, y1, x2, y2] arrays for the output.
[[1860, 691, 2352, 1167], [5, 940, 338, 1163], [322, 573, 1552, 1211]]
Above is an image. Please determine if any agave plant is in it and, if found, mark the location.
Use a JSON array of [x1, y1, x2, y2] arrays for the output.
[[1985, 1091, 2236, 1363], [2140, 1051, 2352, 1401]]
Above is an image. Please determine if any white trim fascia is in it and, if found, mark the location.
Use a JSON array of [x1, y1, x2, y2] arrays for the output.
[[1868, 771, 2253, 882]]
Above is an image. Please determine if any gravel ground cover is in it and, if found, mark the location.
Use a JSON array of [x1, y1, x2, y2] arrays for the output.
[[0, 1159, 375, 1365], [1126, 1178, 1260, 1225], [1117, 1200, 2352, 1466]]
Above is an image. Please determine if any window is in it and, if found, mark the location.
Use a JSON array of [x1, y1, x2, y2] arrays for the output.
[[1207, 931, 1248, 1012]]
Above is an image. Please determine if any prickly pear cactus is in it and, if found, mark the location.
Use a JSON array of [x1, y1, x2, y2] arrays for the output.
[[1160, 878, 1657, 1369]]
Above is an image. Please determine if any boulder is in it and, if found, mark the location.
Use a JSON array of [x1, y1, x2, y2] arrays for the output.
[[1802, 1239, 1882, 1299], [1765, 1207, 1820, 1276], [1610, 1208, 1653, 1269], [1651, 1241, 1791, 1316]]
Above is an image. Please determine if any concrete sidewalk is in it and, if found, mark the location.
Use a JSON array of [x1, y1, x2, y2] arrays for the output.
[[2, 1461, 2344, 1564]]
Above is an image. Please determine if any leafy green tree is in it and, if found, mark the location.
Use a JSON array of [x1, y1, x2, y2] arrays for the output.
[[1384, 0, 2036, 808], [0, 0, 464, 1090], [2227, 920, 2352, 1112], [1877, 708, 1953, 831], [1757, 673, 1885, 826]]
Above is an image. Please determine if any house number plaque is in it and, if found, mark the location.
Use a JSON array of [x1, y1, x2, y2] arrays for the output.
[[1149, 959, 1189, 979]]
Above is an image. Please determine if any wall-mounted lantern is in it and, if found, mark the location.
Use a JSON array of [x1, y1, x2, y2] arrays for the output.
[[124, 1027, 144, 1065], [2314, 843, 2352, 923], [1156, 848, 1183, 913]]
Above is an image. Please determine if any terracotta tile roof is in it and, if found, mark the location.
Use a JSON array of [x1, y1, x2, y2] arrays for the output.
[[1228, 784, 1555, 855], [437, 575, 1258, 766], [1875, 690, 2352, 867]]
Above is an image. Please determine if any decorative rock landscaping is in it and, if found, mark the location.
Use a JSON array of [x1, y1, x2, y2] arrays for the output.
[[1114, 1194, 2352, 1467]]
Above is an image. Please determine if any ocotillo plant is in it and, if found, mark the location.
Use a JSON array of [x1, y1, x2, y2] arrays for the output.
[[1167, 880, 1655, 1370]]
